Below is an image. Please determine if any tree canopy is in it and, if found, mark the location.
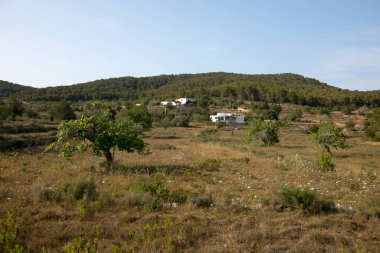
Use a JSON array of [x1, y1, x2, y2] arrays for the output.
[[310, 123, 348, 155], [245, 119, 279, 146], [119, 106, 152, 130], [10, 73, 379, 109], [51, 101, 76, 121], [46, 102, 145, 162]]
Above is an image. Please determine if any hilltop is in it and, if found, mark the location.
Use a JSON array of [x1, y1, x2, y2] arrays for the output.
[[2, 72, 380, 107], [0, 80, 35, 100]]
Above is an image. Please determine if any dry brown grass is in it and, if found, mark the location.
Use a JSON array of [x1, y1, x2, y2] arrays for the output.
[[0, 122, 379, 252]]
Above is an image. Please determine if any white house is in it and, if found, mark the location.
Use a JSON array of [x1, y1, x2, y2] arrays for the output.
[[175, 98, 196, 105], [210, 113, 245, 123]]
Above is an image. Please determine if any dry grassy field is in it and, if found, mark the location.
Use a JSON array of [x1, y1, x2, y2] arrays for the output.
[[0, 122, 379, 252]]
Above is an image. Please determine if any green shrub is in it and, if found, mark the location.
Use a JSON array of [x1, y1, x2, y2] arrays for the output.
[[305, 124, 319, 134], [6, 98, 24, 120], [129, 178, 169, 200], [0, 210, 25, 253], [37, 185, 61, 202], [316, 151, 335, 171], [251, 102, 282, 120], [278, 186, 336, 214], [51, 100, 76, 121], [192, 194, 213, 208], [245, 119, 279, 146], [342, 106, 354, 115], [318, 107, 331, 115], [148, 197, 164, 212], [71, 178, 97, 200], [64, 236, 97, 253], [118, 106, 152, 130], [288, 110, 303, 121], [169, 191, 187, 204], [365, 107, 380, 141], [310, 123, 348, 154]]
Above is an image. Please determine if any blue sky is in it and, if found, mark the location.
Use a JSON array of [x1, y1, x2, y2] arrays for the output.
[[1, 0, 379, 90]]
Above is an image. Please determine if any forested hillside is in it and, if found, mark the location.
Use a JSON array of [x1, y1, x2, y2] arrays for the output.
[[5, 73, 380, 107], [0, 80, 35, 100]]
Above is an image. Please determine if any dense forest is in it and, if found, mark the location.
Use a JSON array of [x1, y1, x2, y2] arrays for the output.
[[0, 80, 35, 100], [2, 73, 380, 108]]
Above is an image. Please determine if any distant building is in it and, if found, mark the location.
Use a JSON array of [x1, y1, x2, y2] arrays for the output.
[[175, 98, 196, 105], [160, 101, 177, 106], [210, 113, 245, 124]]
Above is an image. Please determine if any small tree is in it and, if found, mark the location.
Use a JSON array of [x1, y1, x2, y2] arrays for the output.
[[310, 123, 347, 155], [310, 123, 348, 171], [119, 106, 152, 130], [51, 101, 76, 121], [365, 107, 380, 141], [46, 102, 145, 162], [0, 104, 10, 120], [251, 102, 282, 120], [245, 119, 279, 146], [7, 97, 24, 120]]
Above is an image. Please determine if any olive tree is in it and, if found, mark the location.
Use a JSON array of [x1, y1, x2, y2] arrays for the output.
[[245, 119, 279, 146], [310, 123, 347, 155], [310, 123, 348, 170], [46, 102, 145, 162]]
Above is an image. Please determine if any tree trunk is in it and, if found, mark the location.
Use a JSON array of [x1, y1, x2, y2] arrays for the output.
[[102, 149, 113, 162], [324, 145, 332, 155]]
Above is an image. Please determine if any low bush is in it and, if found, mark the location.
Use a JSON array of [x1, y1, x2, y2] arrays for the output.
[[288, 110, 303, 121], [76, 198, 101, 219], [125, 191, 152, 208], [277, 186, 336, 214], [342, 106, 354, 115], [129, 178, 169, 200], [304, 124, 319, 134], [192, 194, 213, 208], [37, 185, 62, 202], [316, 151, 335, 171], [169, 191, 187, 204], [345, 120, 355, 130], [63, 178, 97, 201], [146, 197, 164, 212], [64, 236, 97, 253]]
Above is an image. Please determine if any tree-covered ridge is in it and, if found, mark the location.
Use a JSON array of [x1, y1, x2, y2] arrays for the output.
[[11, 72, 380, 107], [0, 80, 35, 100]]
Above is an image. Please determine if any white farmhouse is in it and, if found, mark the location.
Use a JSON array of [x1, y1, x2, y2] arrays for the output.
[[175, 98, 196, 105], [210, 113, 245, 123]]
